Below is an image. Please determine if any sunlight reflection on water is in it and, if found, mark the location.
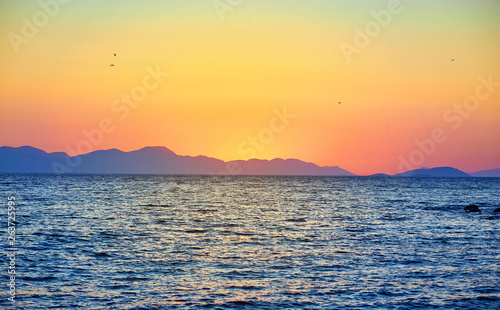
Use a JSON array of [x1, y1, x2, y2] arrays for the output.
[[1, 174, 499, 309]]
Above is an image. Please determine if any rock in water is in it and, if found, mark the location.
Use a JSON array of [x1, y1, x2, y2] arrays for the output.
[[464, 204, 481, 213], [493, 207, 500, 213]]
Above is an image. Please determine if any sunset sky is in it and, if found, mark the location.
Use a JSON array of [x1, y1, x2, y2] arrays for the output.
[[1, 0, 499, 175]]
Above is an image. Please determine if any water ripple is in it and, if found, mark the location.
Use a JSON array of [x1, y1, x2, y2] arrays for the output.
[[1, 174, 499, 309]]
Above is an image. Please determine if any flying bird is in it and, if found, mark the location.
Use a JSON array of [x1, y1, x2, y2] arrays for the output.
[[338, 101, 342, 104], [114, 53, 117, 56], [451, 59, 454, 62], [110, 64, 114, 67]]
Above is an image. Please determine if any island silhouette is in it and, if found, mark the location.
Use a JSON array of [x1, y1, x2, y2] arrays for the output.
[[0, 146, 499, 177]]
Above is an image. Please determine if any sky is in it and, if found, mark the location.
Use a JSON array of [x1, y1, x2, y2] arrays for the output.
[[0, 0, 499, 175]]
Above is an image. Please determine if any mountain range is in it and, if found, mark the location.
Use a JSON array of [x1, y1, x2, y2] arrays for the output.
[[0, 146, 499, 177], [0, 146, 354, 176]]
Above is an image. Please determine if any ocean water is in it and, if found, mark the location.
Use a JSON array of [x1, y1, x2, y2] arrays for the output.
[[1, 174, 499, 309]]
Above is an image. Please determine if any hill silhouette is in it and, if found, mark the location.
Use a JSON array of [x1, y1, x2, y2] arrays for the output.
[[0, 146, 355, 176], [1, 146, 497, 177], [394, 167, 471, 177]]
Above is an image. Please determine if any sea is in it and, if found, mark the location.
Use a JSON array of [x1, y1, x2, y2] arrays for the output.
[[1, 174, 499, 309]]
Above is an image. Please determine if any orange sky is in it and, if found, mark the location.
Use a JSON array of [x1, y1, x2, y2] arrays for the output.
[[1, 0, 499, 175]]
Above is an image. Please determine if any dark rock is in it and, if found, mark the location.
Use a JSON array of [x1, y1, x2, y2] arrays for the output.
[[464, 204, 481, 213], [493, 207, 500, 213]]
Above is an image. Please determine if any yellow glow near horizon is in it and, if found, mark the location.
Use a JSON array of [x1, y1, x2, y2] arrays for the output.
[[1, 0, 499, 174]]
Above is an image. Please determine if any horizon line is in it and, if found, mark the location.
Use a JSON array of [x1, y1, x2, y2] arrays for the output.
[[1, 145, 499, 176]]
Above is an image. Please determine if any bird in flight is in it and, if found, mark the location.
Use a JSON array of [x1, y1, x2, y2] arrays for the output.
[[338, 101, 342, 104], [114, 53, 117, 56], [451, 59, 454, 62], [110, 64, 114, 67]]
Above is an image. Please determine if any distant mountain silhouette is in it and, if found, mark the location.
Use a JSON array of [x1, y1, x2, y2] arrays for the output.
[[228, 158, 354, 176], [0, 146, 68, 173], [394, 167, 471, 177], [0, 146, 355, 176], [1, 146, 497, 177], [470, 168, 500, 177], [368, 173, 391, 177]]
